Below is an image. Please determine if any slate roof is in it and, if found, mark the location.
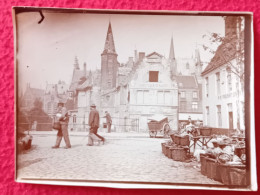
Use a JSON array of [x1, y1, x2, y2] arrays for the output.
[[69, 69, 86, 91]]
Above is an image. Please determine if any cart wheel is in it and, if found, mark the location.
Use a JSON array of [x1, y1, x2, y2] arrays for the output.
[[163, 123, 171, 138], [149, 131, 157, 138]]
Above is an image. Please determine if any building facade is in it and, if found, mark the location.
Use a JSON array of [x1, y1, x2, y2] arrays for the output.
[[71, 21, 205, 133], [127, 52, 179, 132], [201, 16, 245, 131], [176, 75, 203, 123], [43, 80, 69, 116]]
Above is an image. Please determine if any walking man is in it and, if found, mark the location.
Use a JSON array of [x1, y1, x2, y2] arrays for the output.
[[52, 101, 71, 149], [88, 104, 105, 146], [105, 111, 112, 133]]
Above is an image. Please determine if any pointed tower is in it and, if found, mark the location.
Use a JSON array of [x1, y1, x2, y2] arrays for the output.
[[195, 48, 203, 83], [74, 56, 80, 70], [101, 22, 119, 90], [169, 36, 175, 61], [195, 48, 203, 74], [168, 37, 177, 76]]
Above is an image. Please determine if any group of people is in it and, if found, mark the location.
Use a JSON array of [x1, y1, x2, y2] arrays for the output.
[[52, 102, 112, 149]]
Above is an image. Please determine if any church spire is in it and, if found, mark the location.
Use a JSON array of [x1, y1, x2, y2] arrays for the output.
[[74, 56, 79, 70], [169, 36, 175, 60], [195, 48, 202, 66], [103, 22, 116, 54]]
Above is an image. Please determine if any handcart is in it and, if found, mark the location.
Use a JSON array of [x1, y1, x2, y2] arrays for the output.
[[147, 117, 171, 138]]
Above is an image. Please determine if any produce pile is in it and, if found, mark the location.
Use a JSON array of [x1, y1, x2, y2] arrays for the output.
[[203, 134, 246, 165]]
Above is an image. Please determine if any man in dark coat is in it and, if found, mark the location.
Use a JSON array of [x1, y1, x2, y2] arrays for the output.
[[105, 111, 112, 133], [88, 104, 105, 145]]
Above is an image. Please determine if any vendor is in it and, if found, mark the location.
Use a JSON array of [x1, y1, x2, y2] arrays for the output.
[[186, 116, 194, 129]]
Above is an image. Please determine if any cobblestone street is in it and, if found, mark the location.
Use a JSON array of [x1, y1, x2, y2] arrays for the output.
[[17, 132, 222, 185]]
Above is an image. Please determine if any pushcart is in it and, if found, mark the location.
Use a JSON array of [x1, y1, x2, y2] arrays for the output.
[[147, 117, 171, 138]]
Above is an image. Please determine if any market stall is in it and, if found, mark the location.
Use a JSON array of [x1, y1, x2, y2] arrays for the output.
[[161, 126, 247, 185]]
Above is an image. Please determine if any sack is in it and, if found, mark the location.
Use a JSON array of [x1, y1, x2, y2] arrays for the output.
[[53, 122, 61, 130]]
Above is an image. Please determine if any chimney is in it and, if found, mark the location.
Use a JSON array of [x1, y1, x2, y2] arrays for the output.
[[225, 16, 239, 38], [138, 52, 145, 62]]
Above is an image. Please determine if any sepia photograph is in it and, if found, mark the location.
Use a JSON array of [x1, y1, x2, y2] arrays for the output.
[[14, 7, 256, 190]]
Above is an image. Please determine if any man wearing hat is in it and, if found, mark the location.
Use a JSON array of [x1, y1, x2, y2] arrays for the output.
[[88, 103, 105, 146], [52, 101, 71, 149]]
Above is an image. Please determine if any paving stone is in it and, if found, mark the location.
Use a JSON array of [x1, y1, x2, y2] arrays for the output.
[[17, 134, 221, 185]]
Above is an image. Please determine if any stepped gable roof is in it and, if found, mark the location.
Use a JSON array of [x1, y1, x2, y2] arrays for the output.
[[201, 32, 244, 76], [176, 75, 198, 89]]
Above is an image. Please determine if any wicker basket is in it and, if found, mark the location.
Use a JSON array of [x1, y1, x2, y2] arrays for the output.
[[167, 147, 175, 159], [234, 147, 246, 158], [212, 141, 219, 148], [170, 134, 175, 142], [161, 143, 166, 155], [165, 145, 171, 157], [171, 147, 187, 161], [200, 127, 212, 136], [205, 158, 221, 181], [200, 154, 208, 176], [180, 135, 190, 146], [229, 167, 247, 185], [174, 135, 181, 145], [218, 164, 246, 185]]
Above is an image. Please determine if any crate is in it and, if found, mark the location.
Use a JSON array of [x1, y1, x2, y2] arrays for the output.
[[205, 158, 221, 182], [171, 147, 187, 161], [218, 164, 246, 185], [200, 128, 212, 136], [180, 135, 190, 146], [200, 154, 207, 176]]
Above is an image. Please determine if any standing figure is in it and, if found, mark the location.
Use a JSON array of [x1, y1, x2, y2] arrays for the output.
[[52, 102, 71, 149], [105, 111, 112, 133], [88, 104, 105, 146]]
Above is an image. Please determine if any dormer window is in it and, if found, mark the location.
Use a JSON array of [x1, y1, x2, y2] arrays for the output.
[[149, 71, 159, 82]]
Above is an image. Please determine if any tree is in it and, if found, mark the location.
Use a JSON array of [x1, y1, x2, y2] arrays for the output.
[[28, 98, 52, 131]]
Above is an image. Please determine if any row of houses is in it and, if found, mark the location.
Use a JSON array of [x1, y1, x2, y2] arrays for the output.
[[18, 16, 245, 133]]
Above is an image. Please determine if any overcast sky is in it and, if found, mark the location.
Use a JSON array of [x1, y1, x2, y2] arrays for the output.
[[16, 11, 225, 92]]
